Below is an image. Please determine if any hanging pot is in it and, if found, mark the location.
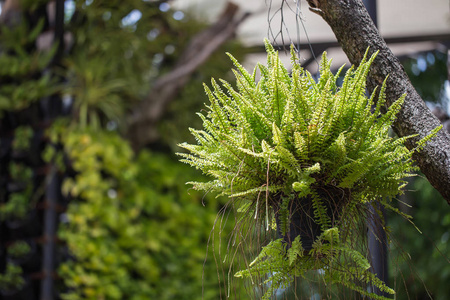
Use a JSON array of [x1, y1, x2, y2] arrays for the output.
[[274, 187, 347, 252]]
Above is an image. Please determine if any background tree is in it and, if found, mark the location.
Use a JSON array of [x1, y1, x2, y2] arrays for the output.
[[305, 0, 450, 204], [387, 50, 450, 300], [276, 1, 450, 298], [0, 0, 248, 299]]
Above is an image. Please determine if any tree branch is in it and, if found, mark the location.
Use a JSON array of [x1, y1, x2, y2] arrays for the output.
[[127, 2, 249, 151], [306, 0, 450, 203]]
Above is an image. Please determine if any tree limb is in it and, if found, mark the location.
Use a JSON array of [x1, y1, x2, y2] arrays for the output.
[[306, 0, 450, 203], [0, 0, 22, 27], [127, 2, 249, 151]]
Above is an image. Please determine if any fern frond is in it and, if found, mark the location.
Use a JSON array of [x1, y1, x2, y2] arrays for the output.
[[229, 185, 283, 198], [311, 191, 331, 231], [374, 93, 406, 132], [278, 195, 291, 236], [226, 52, 255, 88], [338, 246, 371, 270], [414, 124, 442, 152], [288, 236, 304, 265]]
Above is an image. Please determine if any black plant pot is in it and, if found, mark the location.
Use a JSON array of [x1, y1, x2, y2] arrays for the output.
[[0, 278, 35, 300], [274, 188, 347, 252], [275, 197, 322, 251]]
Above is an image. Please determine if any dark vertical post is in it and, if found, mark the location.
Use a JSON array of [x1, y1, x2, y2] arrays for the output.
[[362, 0, 378, 26], [40, 1, 65, 299], [447, 49, 450, 82], [40, 169, 59, 300], [362, 1, 390, 297], [52, 0, 65, 64], [367, 203, 389, 297]]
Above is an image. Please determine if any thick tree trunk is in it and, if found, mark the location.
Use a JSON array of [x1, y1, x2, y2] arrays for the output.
[[306, 0, 450, 204]]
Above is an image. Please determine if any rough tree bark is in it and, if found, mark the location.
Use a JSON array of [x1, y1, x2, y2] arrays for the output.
[[306, 0, 450, 204], [127, 2, 249, 151]]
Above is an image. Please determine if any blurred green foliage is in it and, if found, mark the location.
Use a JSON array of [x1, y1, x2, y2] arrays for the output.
[[0, 263, 25, 293], [7, 241, 31, 259], [11, 126, 33, 151], [389, 176, 450, 300], [388, 50, 450, 300], [0, 0, 246, 299], [0, 17, 58, 113], [51, 1, 245, 299], [49, 125, 230, 299], [63, 0, 225, 130], [160, 40, 246, 149], [402, 50, 448, 105]]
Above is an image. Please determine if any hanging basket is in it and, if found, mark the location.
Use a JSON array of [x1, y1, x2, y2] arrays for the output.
[[274, 187, 349, 252], [178, 40, 440, 300]]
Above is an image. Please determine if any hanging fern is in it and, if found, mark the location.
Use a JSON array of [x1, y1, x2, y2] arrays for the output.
[[178, 39, 441, 299]]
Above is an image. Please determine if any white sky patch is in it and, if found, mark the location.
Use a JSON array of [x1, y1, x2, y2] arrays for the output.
[[147, 28, 160, 41], [173, 11, 185, 21], [65, 0, 75, 22], [417, 56, 427, 72], [426, 52, 436, 65], [159, 3, 170, 12], [108, 189, 117, 199], [121, 9, 142, 27], [444, 80, 450, 114]]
